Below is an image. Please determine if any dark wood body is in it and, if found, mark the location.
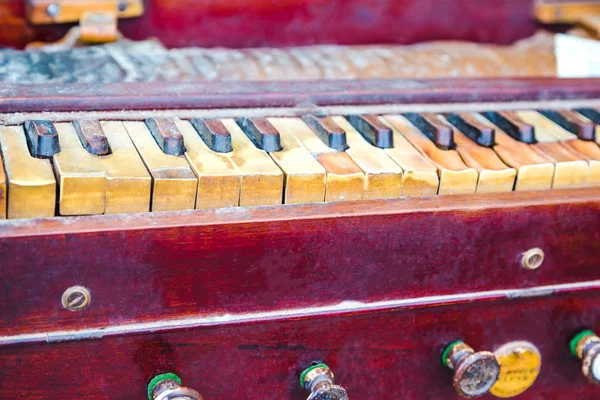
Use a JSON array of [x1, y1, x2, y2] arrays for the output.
[[1, 291, 599, 399], [0, 0, 544, 49], [0, 189, 598, 337]]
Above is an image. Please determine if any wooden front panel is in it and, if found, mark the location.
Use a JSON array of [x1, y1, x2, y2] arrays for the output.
[[1, 292, 598, 399], [0, 189, 599, 336]]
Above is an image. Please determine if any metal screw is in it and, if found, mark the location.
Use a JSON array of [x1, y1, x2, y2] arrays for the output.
[[61, 286, 91, 312], [521, 248, 544, 270], [46, 3, 61, 18], [118, 1, 127, 12]]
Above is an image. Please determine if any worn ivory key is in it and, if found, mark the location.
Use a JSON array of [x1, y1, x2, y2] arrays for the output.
[[0, 125, 56, 218], [383, 115, 478, 195], [98, 121, 152, 214], [472, 113, 555, 191], [377, 117, 440, 197], [53, 122, 107, 215], [331, 116, 403, 199], [528, 112, 600, 187], [176, 119, 242, 208], [221, 119, 284, 206], [441, 113, 516, 193], [283, 117, 364, 201], [124, 121, 198, 212], [267, 118, 327, 204], [517, 111, 590, 189]]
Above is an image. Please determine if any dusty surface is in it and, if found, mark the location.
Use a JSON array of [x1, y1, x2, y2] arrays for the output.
[[0, 32, 556, 83]]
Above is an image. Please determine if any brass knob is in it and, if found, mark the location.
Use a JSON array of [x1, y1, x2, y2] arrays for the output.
[[147, 373, 203, 400], [442, 341, 500, 398], [570, 330, 600, 384], [300, 363, 349, 400]]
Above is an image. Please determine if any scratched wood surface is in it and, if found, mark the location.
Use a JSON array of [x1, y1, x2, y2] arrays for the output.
[[0, 292, 598, 399], [0, 188, 599, 336]]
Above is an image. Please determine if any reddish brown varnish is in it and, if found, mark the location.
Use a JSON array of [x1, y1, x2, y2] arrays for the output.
[[0, 292, 598, 399], [0, 0, 542, 49], [0, 189, 599, 336]]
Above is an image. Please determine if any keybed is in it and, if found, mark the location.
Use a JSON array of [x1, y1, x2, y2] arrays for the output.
[[1, 108, 600, 219]]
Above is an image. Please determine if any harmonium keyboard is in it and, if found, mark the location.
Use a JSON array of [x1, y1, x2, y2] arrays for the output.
[[1, 1, 600, 400]]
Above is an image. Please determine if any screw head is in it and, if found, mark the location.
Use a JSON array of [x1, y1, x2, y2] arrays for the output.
[[521, 248, 544, 270], [453, 351, 500, 398], [46, 3, 61, 18], [61, 286, 91, 311], [118, 1, 127, 12]]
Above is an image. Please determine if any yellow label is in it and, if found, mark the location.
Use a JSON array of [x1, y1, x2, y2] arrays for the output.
[[490, 341, 541, 398]]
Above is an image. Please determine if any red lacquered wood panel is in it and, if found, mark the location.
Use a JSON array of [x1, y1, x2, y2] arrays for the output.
[[0, 291, 598, 399], [0, 0, 542, 49], [1, 78, 600, 113], [0, 189, 599, 336]]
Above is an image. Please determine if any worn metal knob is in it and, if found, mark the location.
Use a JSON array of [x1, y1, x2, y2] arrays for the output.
[[148, 373, 203, 400], [442, 341, 500, 398], [300, 363, 349, 400], [571, 330, 600, 385]]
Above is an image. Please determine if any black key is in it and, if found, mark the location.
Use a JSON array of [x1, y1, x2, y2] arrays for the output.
[[190, 118, 233, 153], [403, 113, 454, 149], [145, 118, 185, 156], [539, 110, 596, 141], [444, 113, 495, 147], [302, 115, 348, 152], [481, 111, 536, 144], [345, 114, 393, 148], [236, 118, 282, 152], [73, 120, 111, 156], [24, 120, 60, 158]]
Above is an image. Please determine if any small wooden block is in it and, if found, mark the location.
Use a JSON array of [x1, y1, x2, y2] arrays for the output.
[[332, 116, 402, 200], [0, 126, 56, 219], [236, 118, 282, 152], [345, 114, 393, 148], [221, 119, 284, 206], [283, 117, 336, 154], [0, 152, 6, 219], [538, 110, 596, 141], [383, 115, 478, 195], [478, 112, 554, 191], [73, 119, 111, 155], [98, 121, 151, 214], [175, 120, 241, 208], [444, 113, 495, 147], [24, 120, 61, 158], [302, 115, 349, 152], [378, 117, 439, 197], [145, 118, 186, 156], [125, 121, 198, 212], [575, 109, 600, 145], [316, 152, 365, 202], [481, 111, 536, 144], [403, 113, 455, 149], [53, 123, 107, 215], [267, 118, 327, 204], [190, 118, 233, 153]]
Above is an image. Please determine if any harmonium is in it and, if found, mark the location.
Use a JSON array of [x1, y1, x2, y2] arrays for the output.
[[3, 0, 600, 399]]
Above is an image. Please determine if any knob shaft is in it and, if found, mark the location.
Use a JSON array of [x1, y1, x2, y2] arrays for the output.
[[300, 363, 349, 400], [442, 341, 500, 398], [148, 373, 203, 400], [571, 330, 600, 384]]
